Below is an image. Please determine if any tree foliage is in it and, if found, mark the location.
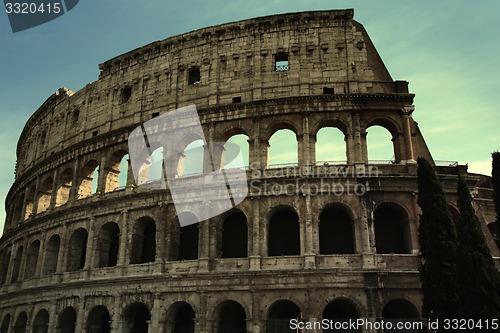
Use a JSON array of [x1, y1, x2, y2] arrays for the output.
[[417, 157, 460, 320], [455, 175, 500, 320]]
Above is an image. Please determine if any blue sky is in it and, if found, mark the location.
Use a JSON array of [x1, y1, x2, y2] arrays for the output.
[[0, 0, 499, 232]]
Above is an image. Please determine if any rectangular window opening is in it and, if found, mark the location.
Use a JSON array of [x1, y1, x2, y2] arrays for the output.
[[323, 87, 335, 95], [92, 131, 98, 137], [152, 112, 160, 118], [188, 67, 201, 85], [232, 96, 242, 103], [275, 53, 289, 71], [121, 87, 132, 103]]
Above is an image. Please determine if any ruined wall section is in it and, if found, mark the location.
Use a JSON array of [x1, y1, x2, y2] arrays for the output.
[[16, 9, 404, 176]]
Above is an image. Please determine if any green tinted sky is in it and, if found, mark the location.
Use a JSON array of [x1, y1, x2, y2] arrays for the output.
[[0, 0, 499, 232]]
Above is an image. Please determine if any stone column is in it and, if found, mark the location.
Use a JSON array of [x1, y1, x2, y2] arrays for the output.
[[56, 224, 68, 276], [47, 304, 58, 332], [70, 157, 81, 203], [309, 134, 317, 166], [402, 105, 415, 163], [360, 197, 375, 268], [304, 193, 316, 269], [198, 219, 210, 272], [35, 231, 47, 277], [150, 294, 162, 333], [84, 217, 96, 271], [49, 168, 59, 210], [75, 297, 86, 333], [249, 196, 261, 271], [31, 175, 41, 216], [126, 156, 135, 188], [156, 203, 167, 265], [98, 155, 108, 194], [18, 238, 29, 281], [300, 115, 310, 166], [118, 210, 129, 267]]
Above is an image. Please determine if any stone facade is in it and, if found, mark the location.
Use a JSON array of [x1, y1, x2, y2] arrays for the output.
[[0, 9, 498, 333]]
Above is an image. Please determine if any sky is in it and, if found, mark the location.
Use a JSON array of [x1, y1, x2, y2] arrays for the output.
[[0, 0, 499, 232]]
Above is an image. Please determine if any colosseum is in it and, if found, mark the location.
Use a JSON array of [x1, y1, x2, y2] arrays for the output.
[[0, 9, 498, 333]]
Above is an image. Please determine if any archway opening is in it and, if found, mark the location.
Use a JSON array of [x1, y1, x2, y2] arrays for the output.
[[37, 177, 54, 213], [105, 150, 129, 192], [96, 222, 120, 268], [86, 306, 111, 333], [382, 299, 420, 333], [32, 309, 49, 333], [58, 307, 76, 333], [56, 168, 73, 207], [316, 127, 346, 164], [319, 207, 355, 254], [366, 125, 396, 163], [178, 220, 199, 261], [25, 240, 40, 279], [323, 299, 360, 333], [374, 204, 409, 254], [0, 251, 10, 285], [13, 312, 27, 333], [11, 246, 23, 282], [268, 129, 298, 168], [42, 235, 60, 275], [167, 302, 195, 333], [268, 210, 300, 256], [124, 302, 151, 333], [78, 160, 99, 199], [221, 211, 248, 258], [130, 217, 156, 264], [12, 193, 24, 223], [180, 139, 205, 177], [267, 300, 301, 333], [222, 134, 249, 169], [24, 186, 35, 220], [1, 314, 11, 333], [215, 300, 246, 333], [67, 228, 88, 272]]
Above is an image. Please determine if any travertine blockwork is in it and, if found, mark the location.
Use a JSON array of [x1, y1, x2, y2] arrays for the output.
[[0, 9, 498, 333]]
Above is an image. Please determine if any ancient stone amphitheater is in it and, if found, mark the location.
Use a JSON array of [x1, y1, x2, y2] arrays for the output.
[[0, 9, 497, 333]]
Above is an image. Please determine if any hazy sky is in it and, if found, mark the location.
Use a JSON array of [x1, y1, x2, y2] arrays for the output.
[[0, 0, 499, 232]]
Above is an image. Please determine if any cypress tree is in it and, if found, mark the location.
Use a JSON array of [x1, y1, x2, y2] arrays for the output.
[[455, 175, 500, 320], [493, 152, 500, 236], [417, 157, 459, 322]]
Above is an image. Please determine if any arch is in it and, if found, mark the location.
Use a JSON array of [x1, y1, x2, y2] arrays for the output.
[[267, 300, 301, 333], [366, 120, 400, 163], [23, 185, 35, 220], [315, 126, 347, 164], [137, 146, 164, 185], [105, 150, 129, 192], [382, 298, 420, 332], [32, 309, 49, 333], [96, 222, 120, 268], [67, 228, 88, 272], [78, 160, 99, 199], [42, 234, 60, 275], [213, 300, 246, 333], [322, 298, 361, 333], [1, 314, 11, 333], [58, 307, 76, 333], [0, 250, 11, 284], [12, 192, 24, 223], [268, 209, 300, 256], [319, 207, 355, 254], [268, 129, 298, 168], [123, 302, 151, 333], [25, 240, 41, 279], [37, 176, 54, 213], [222, 134, 250, 169], [13, 312, 27, 333], [221, 211, 248, 258], [488, 222, 500, 249], [86, 305, 111, 333], [177, 139, 205, 178], [11, 245, 23, 282], [130, 217, 156, 264], [374, 203, 410, 254], [56, 168, 73, 207], [165, 301, 195, 333], [177, 212, 199, 261]]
